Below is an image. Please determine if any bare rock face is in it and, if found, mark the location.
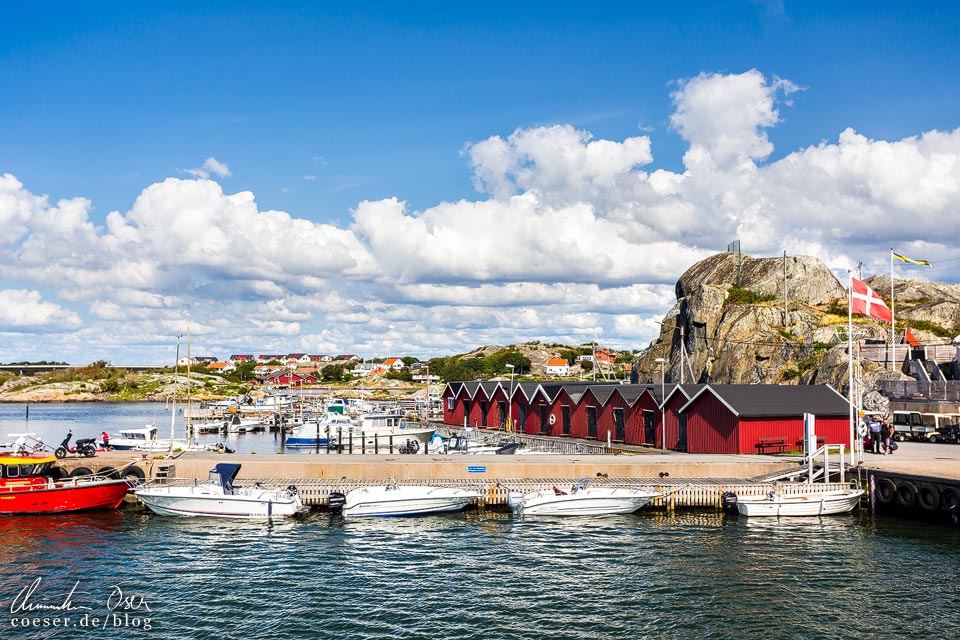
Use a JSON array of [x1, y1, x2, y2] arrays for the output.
[[636, 252, 921, 389], [676, 252, 845, 305]]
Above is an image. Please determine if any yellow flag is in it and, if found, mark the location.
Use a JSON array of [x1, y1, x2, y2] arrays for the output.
[[892, 252, 932, 268]]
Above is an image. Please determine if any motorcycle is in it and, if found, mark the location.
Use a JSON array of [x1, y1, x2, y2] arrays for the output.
[[54, 430, 97, 459]]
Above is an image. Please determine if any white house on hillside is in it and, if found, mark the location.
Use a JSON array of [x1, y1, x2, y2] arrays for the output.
[[546, 358, 570, 376]]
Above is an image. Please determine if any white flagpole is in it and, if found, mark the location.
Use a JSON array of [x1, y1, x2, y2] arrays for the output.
[[890, 248, 895, 372], [848, 271, 855, 468]]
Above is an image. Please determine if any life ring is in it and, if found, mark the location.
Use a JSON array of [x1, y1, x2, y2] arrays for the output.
[[896, 481, 918, 508], [875, 478, 896, 504], [548, 414, 556, 426], [940, 486, 960, 513], [917, 485, 940, 511], [70, 467, 92, 478]]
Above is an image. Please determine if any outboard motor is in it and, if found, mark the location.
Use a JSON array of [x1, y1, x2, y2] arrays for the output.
[[721, 491, 739, 515], [507, 491, 525, 514], [327, 491, 347, 512], [495, 442, 520, 455]]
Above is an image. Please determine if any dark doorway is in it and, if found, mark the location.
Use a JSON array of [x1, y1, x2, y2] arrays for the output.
[[497, 401, 506, 429], [480, 401, 488, 428], [518, 405, 527, 433], [561, 405, 571, 436], [614, 408, 625, 441], [539, 404, 549, 435], [587, 406, 597, 438], [643, 410, 656, 445], [678, 414, 688, 451], [463, 400, 471, 426]]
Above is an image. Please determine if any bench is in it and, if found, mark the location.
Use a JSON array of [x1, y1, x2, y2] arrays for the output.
[[756, 437, 788, 453]]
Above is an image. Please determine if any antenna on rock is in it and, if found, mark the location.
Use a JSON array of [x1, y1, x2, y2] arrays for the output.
[[727, 239, 742, 288]]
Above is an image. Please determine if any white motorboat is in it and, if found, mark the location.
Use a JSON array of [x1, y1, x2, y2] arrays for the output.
[[135, 463, 305, 518], [348, 411, 435, 450], [285, 413, 355, 448], [328, 480, 480, 517], [508, 478, 661, 516], [727, 488, 864, 517], [108, 425, 162, 451]]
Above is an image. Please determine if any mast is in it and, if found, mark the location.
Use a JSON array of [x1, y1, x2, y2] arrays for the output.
[[186, 325, 192, 446], [847, 272, 855, 468], [171, 333, 181, 452], [890, 248, 896, 372]]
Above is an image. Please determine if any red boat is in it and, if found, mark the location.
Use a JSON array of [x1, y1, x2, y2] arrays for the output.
[[0, 454, 131, 515]]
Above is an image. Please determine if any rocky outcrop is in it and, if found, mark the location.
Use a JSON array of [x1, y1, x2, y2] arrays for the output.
[[635, 252, 929, 394], [676, 252, 845, 305]]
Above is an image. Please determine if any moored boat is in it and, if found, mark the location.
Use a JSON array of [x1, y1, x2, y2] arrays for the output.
[[508, 478, 660, 516], [134, 463, 305, 518], [328, 480, 480, 517], [0, 453, 132, 515], [725, 488, 864, 517]]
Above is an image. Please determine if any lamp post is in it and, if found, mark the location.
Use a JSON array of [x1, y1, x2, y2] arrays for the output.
[[655, 358, 666, 450], [506, 364, 515, 435]]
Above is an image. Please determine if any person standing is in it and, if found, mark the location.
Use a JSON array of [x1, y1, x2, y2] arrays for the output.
[[869, 416, 883, 454], [885, 420, 895, 454]]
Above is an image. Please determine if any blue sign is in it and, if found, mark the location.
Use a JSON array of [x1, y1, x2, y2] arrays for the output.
[[467, 465, 487, 474]]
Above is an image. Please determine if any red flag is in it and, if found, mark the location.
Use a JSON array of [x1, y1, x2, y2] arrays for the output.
[[851, 277, 892, 323]]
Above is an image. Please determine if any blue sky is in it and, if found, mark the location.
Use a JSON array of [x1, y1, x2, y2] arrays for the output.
[[2, 2, 960, 364]]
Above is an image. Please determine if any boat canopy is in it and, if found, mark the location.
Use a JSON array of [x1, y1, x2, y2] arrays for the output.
[[209, 463, 242, 492]]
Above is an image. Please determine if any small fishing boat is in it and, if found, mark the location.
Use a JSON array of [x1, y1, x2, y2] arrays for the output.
[[508, 478, 660, 516], [135, 463, 305, 518], [724, 488, 864, 517], [328, 480, 480, 517], [0, 453, 132, 515]]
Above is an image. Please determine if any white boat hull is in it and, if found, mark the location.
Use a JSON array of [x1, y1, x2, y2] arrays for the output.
[[136, 486, 304, 518], [510, 487, 660, 516], [735, 489, 864, 517], [341, 485, 479, 517]]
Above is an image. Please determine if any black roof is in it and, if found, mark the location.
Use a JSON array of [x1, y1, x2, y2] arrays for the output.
[[687, 384, 849, 417]]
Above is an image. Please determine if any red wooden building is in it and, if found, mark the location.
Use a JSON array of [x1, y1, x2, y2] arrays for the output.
[[662, 384, 706, 450], [681, 384, 851, 454]]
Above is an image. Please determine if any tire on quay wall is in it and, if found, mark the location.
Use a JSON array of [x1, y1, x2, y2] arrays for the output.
[[896, 481, 918, 509], [96, 467, 120, 479], [941, 486, 960, 514], [875, 478, 897, 504], [917, 484, 940, 512], [48, 466, 69, 480], [70, 467, 93, 478], [121, 466, 146, 484]]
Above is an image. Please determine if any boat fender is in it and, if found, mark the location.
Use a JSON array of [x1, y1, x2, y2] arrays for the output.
[[874, 478, 896, 505], [896, 481, 918, 509], [917, 485, 940, 512], [721, 491, 739, 515], [70, 467, 92, 478], [940, 486, 960, 514]]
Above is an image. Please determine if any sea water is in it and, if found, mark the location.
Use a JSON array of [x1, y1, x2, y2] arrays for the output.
[[1, 403, 958, 639]]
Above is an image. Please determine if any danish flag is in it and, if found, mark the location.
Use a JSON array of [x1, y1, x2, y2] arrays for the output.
[[851, 277, 892, 323]]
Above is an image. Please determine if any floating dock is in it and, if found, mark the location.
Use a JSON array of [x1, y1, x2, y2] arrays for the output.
[[54, 451, 856, 510]]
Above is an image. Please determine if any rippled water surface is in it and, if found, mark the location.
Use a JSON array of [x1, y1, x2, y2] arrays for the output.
[[1, 510, 958, 640]]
